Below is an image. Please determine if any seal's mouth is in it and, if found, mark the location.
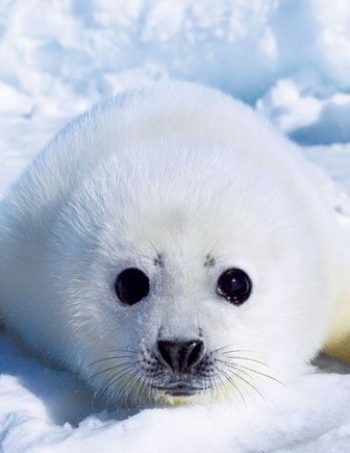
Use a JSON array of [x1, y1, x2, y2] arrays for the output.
[[152, 382, 210, 396]]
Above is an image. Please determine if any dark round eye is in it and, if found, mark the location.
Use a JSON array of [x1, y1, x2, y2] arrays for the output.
[[216, 268, 252, 305], [115, 268, 150, 305]]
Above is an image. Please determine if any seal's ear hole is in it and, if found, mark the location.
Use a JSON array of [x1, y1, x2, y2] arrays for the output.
[[115, 268, 150, 305], [216, 268, 252, 305]]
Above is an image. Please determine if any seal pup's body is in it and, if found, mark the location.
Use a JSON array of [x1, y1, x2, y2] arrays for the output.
[[0, 81, 350, 407]]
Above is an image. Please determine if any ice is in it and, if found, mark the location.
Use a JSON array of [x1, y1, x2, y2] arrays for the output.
[[1, 0, 350, 451]]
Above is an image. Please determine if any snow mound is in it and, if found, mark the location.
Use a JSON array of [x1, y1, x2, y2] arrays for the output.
[[1, 0, 350, 157]]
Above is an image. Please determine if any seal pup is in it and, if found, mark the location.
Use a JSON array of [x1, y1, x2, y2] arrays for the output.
[[0, 81, 350, 407]]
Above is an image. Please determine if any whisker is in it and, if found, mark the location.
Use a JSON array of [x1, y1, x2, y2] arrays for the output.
[[97, 365, 136, 403], [87, 348, 138, 367], [114, 372, 134, 406], [213, 365, 231, 401], [151, 380, 159, 403], [212, 345, 257, 355], [93, 363, 133, 400], [213, 363, 246, 408], [216, 355, 269, 369], [103, 364, 135, 391], [205, 238, 222, 259], [221, 349, 262, 356], [101, 348, 139, 354], [123, 368, 143, 407], [87, 355, 137, 368], [133, 252, 157, 263], [233, 364, 284, 387], [143, 233, 162, 259], [133, 372, 147, 406], [211, 344, 243, 354], [87, 360, 139, 381], [215, 359, 284, 386], [226, 367, 267, 404], [213, 253, 235, 263], [136, 374, 148, 404]]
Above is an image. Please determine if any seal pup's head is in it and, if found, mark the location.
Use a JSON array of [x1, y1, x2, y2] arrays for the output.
[[0, 81, 340, 408]]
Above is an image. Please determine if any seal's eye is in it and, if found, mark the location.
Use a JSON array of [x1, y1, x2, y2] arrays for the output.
[[115, 268, 150, 305], [216, 268, 252, 305]]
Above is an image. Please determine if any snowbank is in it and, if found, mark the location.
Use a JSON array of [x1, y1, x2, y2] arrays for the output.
[[1, 0, 350, 159]]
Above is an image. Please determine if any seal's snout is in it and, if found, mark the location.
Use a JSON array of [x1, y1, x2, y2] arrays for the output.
[[157, 338, 205, 372]]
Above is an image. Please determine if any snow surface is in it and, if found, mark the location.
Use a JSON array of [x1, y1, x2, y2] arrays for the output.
[[1, 0, 350, 451]]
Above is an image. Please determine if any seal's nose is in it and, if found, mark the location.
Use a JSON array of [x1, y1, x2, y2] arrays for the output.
[[157, 339, 205, 372]]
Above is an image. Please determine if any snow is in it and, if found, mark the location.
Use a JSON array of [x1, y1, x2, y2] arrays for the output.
[[1, 0, 350, 451]]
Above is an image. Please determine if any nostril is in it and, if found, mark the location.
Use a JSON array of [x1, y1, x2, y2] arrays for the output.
[[157, 338, 205, 372], [157, 340, 177, 370], [186, 339, 205, 368]]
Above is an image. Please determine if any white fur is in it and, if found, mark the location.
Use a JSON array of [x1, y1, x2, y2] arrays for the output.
[[0, 81, 349, 407]]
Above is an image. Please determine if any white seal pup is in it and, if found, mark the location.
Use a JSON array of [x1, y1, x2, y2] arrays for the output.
[[0, 81, 350, 408]]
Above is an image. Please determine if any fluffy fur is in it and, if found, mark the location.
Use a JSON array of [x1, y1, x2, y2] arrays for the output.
[[0, 81, 350, 407]]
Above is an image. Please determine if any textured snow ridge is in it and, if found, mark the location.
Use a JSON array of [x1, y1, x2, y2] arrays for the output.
[[1, 0, 350, 163], [2, 1, 350, 452]]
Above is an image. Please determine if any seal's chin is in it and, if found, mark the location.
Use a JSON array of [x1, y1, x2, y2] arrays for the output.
[[152, 382, 209, 396]]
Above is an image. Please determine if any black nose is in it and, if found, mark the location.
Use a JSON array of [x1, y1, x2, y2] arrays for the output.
[[157, 339, 205, 372]]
